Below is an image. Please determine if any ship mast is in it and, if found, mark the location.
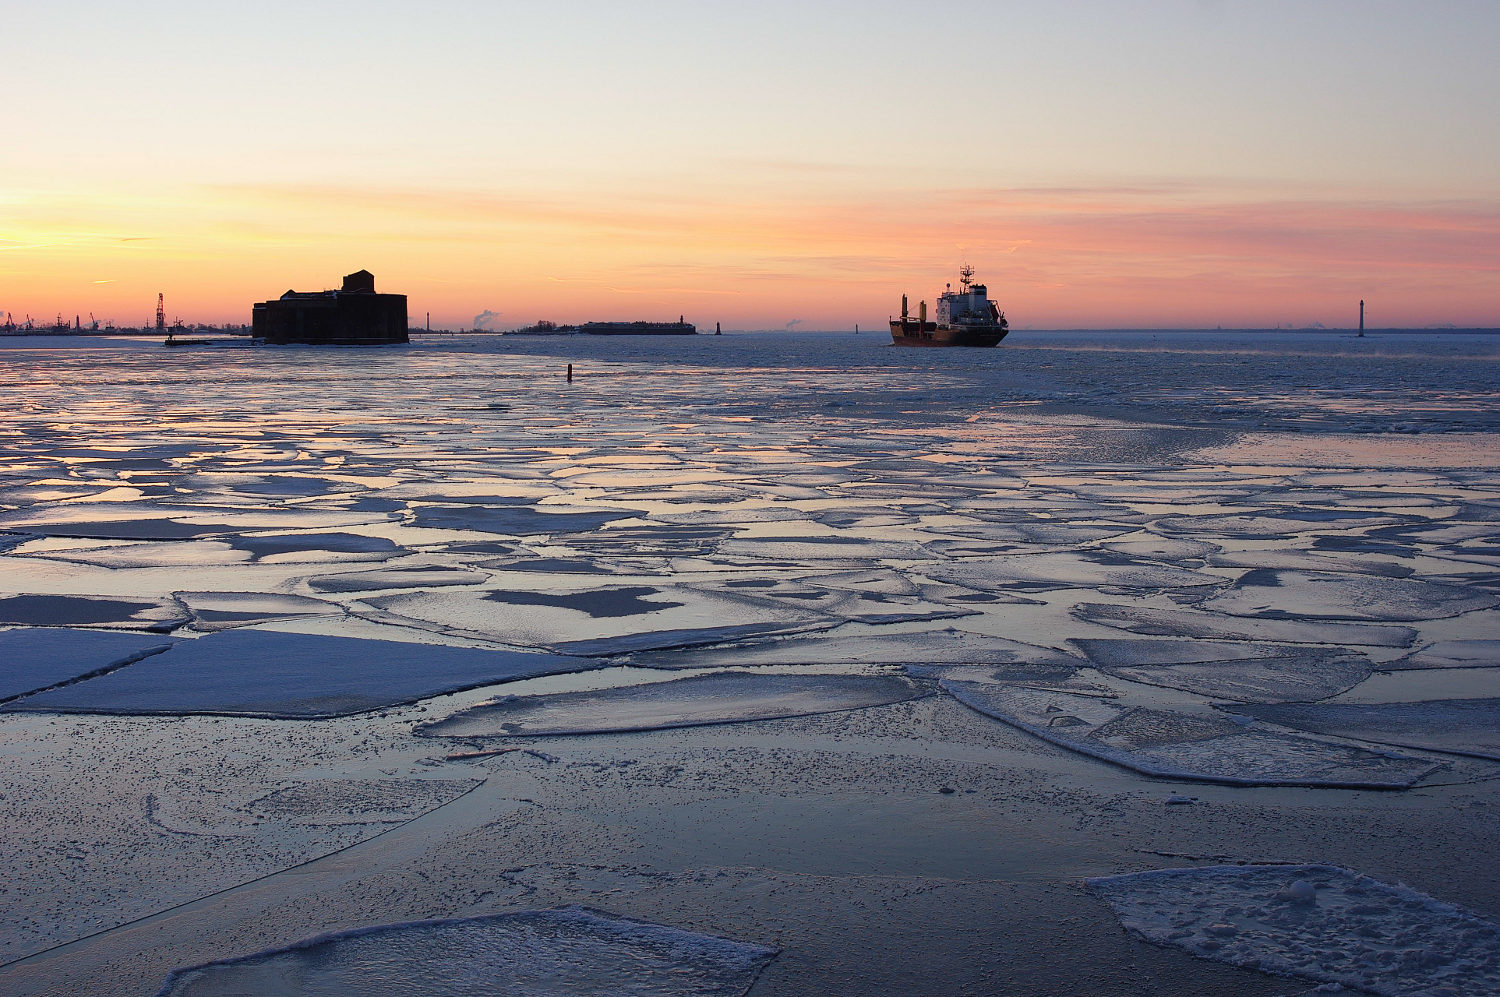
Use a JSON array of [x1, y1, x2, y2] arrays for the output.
[[959, 265, 975, 290]]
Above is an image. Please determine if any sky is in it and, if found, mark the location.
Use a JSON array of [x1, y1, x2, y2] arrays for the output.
[[3, 0, 1498, 330]]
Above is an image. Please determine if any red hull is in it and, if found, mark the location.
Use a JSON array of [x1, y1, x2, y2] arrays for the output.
[[889, 319, 1007, 347]]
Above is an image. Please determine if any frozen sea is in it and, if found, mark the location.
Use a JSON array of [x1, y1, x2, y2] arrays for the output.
[[1, 329, 1499, 996]]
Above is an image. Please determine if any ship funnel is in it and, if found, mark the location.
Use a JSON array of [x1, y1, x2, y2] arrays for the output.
[[919, 300, 927, 325], [901, 294, 908, 320]]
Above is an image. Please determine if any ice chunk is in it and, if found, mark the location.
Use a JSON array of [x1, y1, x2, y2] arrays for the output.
[[180, 472, 345, 497], [1206, 548, 1414, 578], [716, 536, 932, 561], [420, 671, 927, 737], [154, 907, 776, 997], [306, 565, 490, 593], [1386, 639, 1500, 670], [230, 532, 404, 561], [409, 505, 636, 536], [1071, 602, 1417, 648], [1155, 510, 1405, 539], [554, 523, 733, 558], [0, 519, 235, 540], [1072, 638, 1371, 703], [688, 574, 974, 626], [942, 681, 1441, 788], [368, 585, 830, 655], [551, 621, 842, 657], [626, 628, 1082, 672], [926, 552, 1221, 593], [1226, 698, 1500, 761], [3, 630, 600, 718], [0, 627, 174, 701], [0, 593, 187, 632], [1202, 569, 1499, 622], [1088, 864, 1500, 996], [175, 591, 343, 631]]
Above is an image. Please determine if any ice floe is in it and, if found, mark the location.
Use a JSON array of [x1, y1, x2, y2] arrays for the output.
[[3, 630, 599, 718], [1386, 639, 1500, 670], [1071, 602, 1417, 648], [420, 670, 926, 737], [1225, 698, 1500, 761], [174, 591, 344, 631], [941, 681, 1442, 788], [366, 584, 832, 655], [409, 505, 636, 536], [626, 627, 1081, 672], [154, 907, 776, 997], [926, 551, 1222, 594], [1071, 638, 1371, 703], [0, 627, 174, 701], [305, 565, 491, 593], [1202, 568, 1499, 622], [229, 532, 405, 562], [0, 593, 187, 631], [1088, 864, 1500, 996]]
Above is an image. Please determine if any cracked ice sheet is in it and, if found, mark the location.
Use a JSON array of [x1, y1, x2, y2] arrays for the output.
[[1202, 568, 1499, 622], [1071, 602, 1417, 648], [1088, 865, 1500, 997], [306, 565, 491, 593], [687, 575, 974, 627], [1071, 638, 1371, 703], [941, 682, 1441, 788], [419, 671, 927, 738], [924, 551, 1222, 593], [2, 630, 600, 718], [366, 585, 833, 656], [0, 628, 175, 701], [626, 628, 1082, 673], [0, 710, 481, 963], [155, 908, 776, 997], [1387, 639, 1500, 669], [1225, 698, 1500, 761]]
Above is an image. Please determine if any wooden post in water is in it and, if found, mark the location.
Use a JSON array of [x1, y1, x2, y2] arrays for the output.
[[566, 363, 573, 383]]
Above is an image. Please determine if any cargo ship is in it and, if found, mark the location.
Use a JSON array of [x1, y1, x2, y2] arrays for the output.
[[890, 267, 1008, 347]]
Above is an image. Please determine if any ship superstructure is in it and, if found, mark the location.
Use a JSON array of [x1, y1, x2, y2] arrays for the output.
[[890, 267, 1009, 347]]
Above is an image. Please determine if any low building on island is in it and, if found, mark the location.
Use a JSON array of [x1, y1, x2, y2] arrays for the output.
[[252, 270, 408, 345]]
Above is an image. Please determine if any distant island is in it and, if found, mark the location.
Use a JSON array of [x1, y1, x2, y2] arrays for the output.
[[507, 318, 696, 336]]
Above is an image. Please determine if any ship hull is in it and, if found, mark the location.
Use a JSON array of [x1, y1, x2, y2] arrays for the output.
[[889, 319, 1007, 347]]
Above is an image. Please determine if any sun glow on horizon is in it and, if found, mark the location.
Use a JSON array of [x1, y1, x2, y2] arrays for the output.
[[3, 1, 1497, 331]]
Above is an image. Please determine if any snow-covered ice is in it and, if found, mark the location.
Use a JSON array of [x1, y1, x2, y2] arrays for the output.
[[419, 671, 927, 738], [1203, 568, 1499, 622], [1226, 698, 1500, 761], [1088, 864, 1500, 996], [626, 627, 1082, 672], [942, 680, 1442, 788], [174, 591, 341, 631], [1071, 602, 1418, 648], [1387, 639, 1500, 670], [1072, 637, 1371, 702], [154, 907, 776, 996]]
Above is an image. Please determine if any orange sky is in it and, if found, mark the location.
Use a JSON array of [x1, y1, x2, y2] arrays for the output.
[[3, 2, 1498, 330]]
